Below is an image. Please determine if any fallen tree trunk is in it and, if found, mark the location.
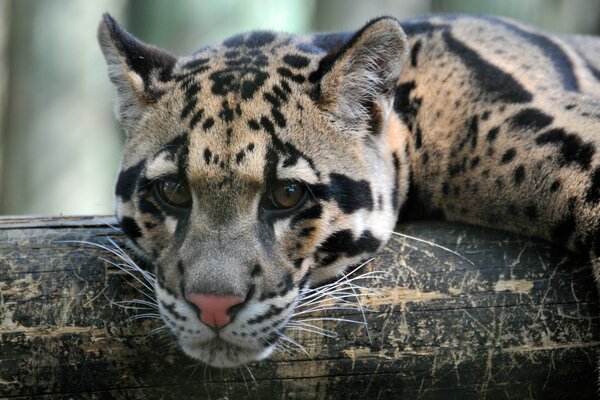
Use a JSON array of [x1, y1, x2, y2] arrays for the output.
[[0, 216, 599, 399]]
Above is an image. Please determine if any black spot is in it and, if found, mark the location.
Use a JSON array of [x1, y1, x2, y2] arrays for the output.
[[508, 108, 554, 132], [120, 217, 142, 240], [327, 173, 373, 214], [442, 30, 532, 103], [442, 181, 450, 195], [162, 301, 187, 321], [219, 100, 235, 122], [247, 143, 255, 152], [535, 128, 595, 170], [514, 165, 525, 184], [248, 119, 260, 131], [280, 80, 292, 93], [260, 116, 275, 135], [272, 84, 289, 103], [246, 32, 276, 48], [448, 157, 468, 177], [203, 148, 212, 165], [414, 125, 423, 148], [481, 111, 490, 121], [457, 116, 478, 150], [240, 74, 269, 100], [283, 54, 310, 69], [223, 34, 245, 48], [565, 104, 576, 110], [189, 109, 204, 129], [471, 156, 480, 168], [524, 204, 538, 220], [115, 160, 145, 201], [139, 198, 165, 222], [410, 40, 422, 67], [209, 67, 269, 100], [251, 264, 262, 277], [184, 82, 200, 101], [501, 148, 517, 164], [202, 117, 215, 131], [182, 57, 209, 70], [552, 214, 577, 244], [486, 127, 500, 143], [247, 304, 286, 325], [318, 230, 381, 267], [586, 166, 600, 203], [264, 93, 281, 108], [391, 153, 401, 211], [236, 150, 246, 165], [291, 204, 323, 228], [368, 101, 384, 135], [402, 20, 440, 36], [277, 67, 306, 83], [278, 274, 294, 296], [299, 227, 315, 237], [271, 108, 286, 128], [550, 180, 561, 192], [180, 99, 196, 120], [394, 81, 420, 131], [144, 222, 156, 230]]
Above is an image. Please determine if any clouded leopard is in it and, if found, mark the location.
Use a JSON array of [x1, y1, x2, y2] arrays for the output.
[[98, 13, 600, 368]]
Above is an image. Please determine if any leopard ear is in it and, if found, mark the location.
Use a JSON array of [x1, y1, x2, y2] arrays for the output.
[[97, 13, 176, 134], [311, 17, 408, 135]]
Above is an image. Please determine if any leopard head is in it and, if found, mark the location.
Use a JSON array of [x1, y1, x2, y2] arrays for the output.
[[98, 13, 409, 367]]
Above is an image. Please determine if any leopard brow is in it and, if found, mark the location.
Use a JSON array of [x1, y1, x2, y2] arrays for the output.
[[145, 155, 179, 180], [276, 163, 319, 184]]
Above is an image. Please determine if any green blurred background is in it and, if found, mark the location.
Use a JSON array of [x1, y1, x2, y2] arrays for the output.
[[1, 0, 599, 216]]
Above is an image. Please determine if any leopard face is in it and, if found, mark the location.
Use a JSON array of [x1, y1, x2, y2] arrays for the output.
[[98, 14, 409, 367]]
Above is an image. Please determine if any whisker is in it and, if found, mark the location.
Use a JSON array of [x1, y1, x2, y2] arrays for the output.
[[344, 274, 372, 345], [375, 228, 475, 266], [294, 317, 366, 325], [244, 365, 257, 385], [278, 334, 310, 357]]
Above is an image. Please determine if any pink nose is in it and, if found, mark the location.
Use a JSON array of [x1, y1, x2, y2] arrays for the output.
[[185, 294, 245, 329]]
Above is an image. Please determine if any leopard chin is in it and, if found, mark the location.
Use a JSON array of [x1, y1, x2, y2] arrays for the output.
[[179, 337, 275, 368]]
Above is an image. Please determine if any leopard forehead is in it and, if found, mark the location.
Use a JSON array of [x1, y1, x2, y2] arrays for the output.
[[125, 33, 369, 191]]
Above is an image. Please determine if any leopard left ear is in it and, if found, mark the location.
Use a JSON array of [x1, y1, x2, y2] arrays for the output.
[[311, 17, 408, 135], [97, 13, 177, 135]]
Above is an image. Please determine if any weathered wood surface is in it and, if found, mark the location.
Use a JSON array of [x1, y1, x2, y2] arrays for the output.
[[0, 216, 599, 399]]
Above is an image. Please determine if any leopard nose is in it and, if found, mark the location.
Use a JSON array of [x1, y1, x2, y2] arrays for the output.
[[185, 294, 245, 329]]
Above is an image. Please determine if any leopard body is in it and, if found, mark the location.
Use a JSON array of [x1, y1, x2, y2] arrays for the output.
[[98, 13, 600, 367]]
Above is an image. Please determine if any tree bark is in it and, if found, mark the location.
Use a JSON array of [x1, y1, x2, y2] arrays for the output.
[[0, 216, 598, 399]]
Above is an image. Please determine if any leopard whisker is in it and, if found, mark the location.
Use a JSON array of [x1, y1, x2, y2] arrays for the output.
[[278, 333, 310, 357], [369, 227, 475, 266], [126, 313, 163, 322]]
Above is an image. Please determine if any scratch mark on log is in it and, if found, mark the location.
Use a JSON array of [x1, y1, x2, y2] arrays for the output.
[[360, 286, 447, 310], [494, 279, 534, 294]]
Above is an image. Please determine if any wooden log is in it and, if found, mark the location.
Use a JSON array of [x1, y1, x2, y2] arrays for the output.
[[0, 216, 599, 399]]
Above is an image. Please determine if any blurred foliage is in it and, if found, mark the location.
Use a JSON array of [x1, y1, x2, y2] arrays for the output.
[[0, 0, 599, 215]]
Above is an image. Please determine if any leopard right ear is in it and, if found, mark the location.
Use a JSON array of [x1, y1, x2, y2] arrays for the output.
[[97, 13, 176, 134], [310, 17, 408, 136]]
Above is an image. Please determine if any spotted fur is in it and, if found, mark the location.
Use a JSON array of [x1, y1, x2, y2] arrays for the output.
[[98, 13, 600, 367]]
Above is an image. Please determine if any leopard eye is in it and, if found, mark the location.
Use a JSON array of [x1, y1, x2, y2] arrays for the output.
[[155, 178, 192, 208], [268, 181, 306, 210]]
